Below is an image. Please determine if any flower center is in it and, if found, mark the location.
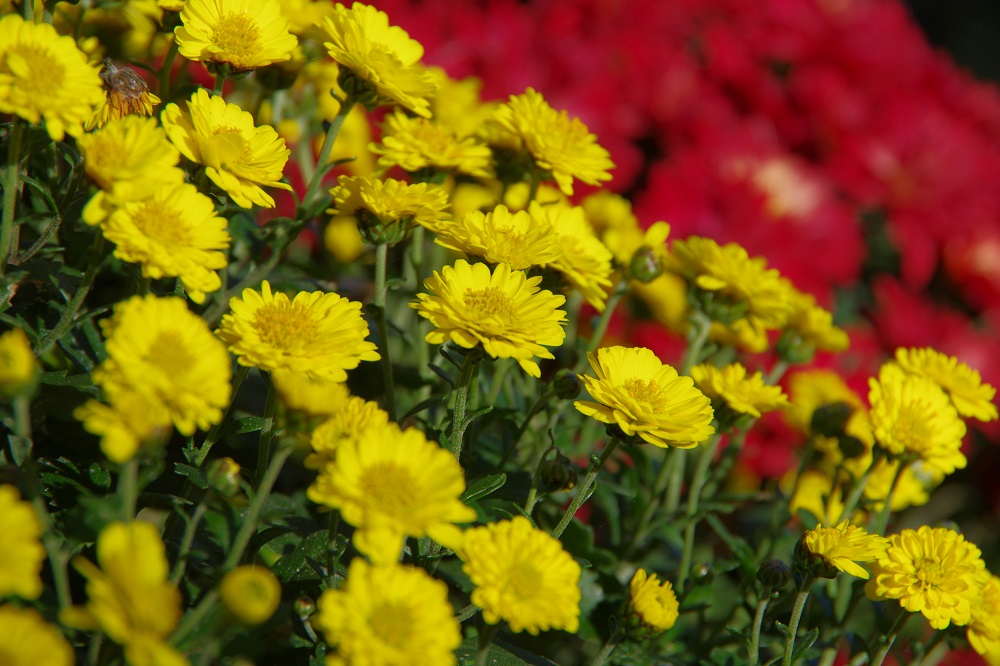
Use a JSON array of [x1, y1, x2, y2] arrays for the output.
[[146, 331, 194, 376], [462, 287, 517, 321], [506, 560, 543, 601], [253, 302, 319, 350], [623, 377, 668, 411], [369, 601, 414, 645], [890, 405, 931, 453], [360, 462, 418, 514], [211, 13, 262, 66], [130, 200, 190, 246], [210, 124, 252, 168], [6, 44, 64, 93], [84, 135, 129, 188], [914, 557, 946, 588]]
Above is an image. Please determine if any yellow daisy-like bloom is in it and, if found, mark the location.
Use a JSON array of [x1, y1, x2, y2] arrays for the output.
[[279, 0, 333, 38], [421, 204, 562, 271], [691, 362, 788, 419], [0, 327, 37, 399], [328, 175, 450, 241], [217, 281, 380, 382], [62, 521, 187, 666], [428, 67, 498, 140], [161, 89, 292, 208], [220, 565, 282, 625], [305, 396, 390, 469], [459, 516, 581, 635], [321, 2, 438, 118], [491, 87, 613, 195], [670, 236, 795, 341], [370, 111, 492, 178], [307, 422, 476, 564], [175, 0, 297, 71], [785, 369, 866, 435], [272, 368, 351, 416], [88, 60, 161, 131], [315, 558, 461, 666], [94, 295, 232, 436], [626, 569, 680, 634], [0, 14, 103, 140], [801, 520, 889, 579], [0, 606, 74, 666], [99, 182, 230, 304], [784, 288, 849, 353], [968, 573, 1000, 665], [575, 346, 715, 448], [529, 201, 614, 311], [863, 458, 935, 513], [868, 362, 967, 476], [892, 347, 998, 422], [788, 470, 850, 526], [409, 260, 568, 378], [865, 526, 986, 629], [74, 389, 173, 463], [325, 215, 366, 263], [0, 485, 44, 599]]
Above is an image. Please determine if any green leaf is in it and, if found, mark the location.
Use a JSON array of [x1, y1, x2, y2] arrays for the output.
[[462, 473, 507, 503], [791, 627, 820, 662], [401, 394, 446, 420], [217, 415, 267, 437], [774, 621, 790, 639], [38, 370, 99, 396], [455, 637, 531, 666], [87, 463, 111, 490], [174, 463, 209, 489], [272, 530, 328, 584]]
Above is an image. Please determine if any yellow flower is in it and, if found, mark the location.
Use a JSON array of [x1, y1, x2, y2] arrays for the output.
[[575, 346, 715, 448], [491, 87, 614, 195], [0, 485, 44, 599], [459, 516, 581, 635], [428, 67, 497, 139], [93, 295, 232, 436], [99, 182, 230, 304], [0, 14, 103, 140], [161, 89, 292, 208], [529, 201, 614, 311], [74, 389, 173, 463], [279, 0, 333, 38], [220, 565, 282, 625], [0, 606, 74, 666], [321, 2, 438, 117], [865, 526, 986, 629], [88, 60, 161, 130], [324, 215, 366, 263], [315, 558, 461, 666], [62, 521, 187, 666], [691, 362, 788, 418], [271, 368, 352, 416], [217, 280, 380, 382], [409, 259, 568, 378], [784, 288, 849, 353], [328, 175, 449, 243], [175, 0, 296, 71], [968, 573, 1000, 665], [307, 422, 475, 564], [306, 396, 390, 469], [788, 470, 849, 526], [863, 458, 935, 513], [785, 369, 866, 435], [626, 569, 680, 634], [420, 204, 562, 271], [868, 362, 967, 475], [370, 111, 492, 178], [0, 327, 37, 399], [801, 520, 889, 579], [892, 347, 998, 422]]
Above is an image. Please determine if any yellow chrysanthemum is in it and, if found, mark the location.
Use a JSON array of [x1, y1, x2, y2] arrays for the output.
[[670, 236, 795, 343], [428, 67, 497, 139], [575, 346, 715, 448], [863, 458, 935, 512], [459, 516, 581, 635], [315, 559, 461, 666], [279, 0, 333, 38], [865, 526, 985, 629], [321, 2, 438, 118], [328, 175, 450, 241], [893, 347, 998, 422], [324, 215, 366, 263], [0, 327, 37, 399], [627, 569, 679, 635], [161, 89, 292, 208], [305, 396, 389, 469], [582, 190, 640, 238], [784, 288, 849, 353], [220, 565, 282, 625], [801, 520, 889, 579], [409, 260, 568, 378], [691, 362, 788, 419], [93, 295, 232, 436], [788, 470, 850, 526], [175, 0, 297, 71], [217, 280, 380, 382], [0, 485, 44, 599], [74, 389, 173, 463], [307, 422, 476, 564], [62, 521, 187, 666], [99, 182, 230, 304], [491, 87, 613, 195], [87, 60, 161, 130], [0, 606, 74, 666], [420, 204, 562, 271], [0, 14, 103, 140], [969, 573, 1000, 665], [529, 201, 614, 311], [785, 369, 866, 435], [370, 110, 492, 178], [272, 369, 351, 416], [868, 362, 967, 475]]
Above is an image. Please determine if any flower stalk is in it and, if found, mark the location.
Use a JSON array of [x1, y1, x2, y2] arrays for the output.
[[782, 574, 816, 666], [551, 437, 621, 539], [374, 241, 398, 421]]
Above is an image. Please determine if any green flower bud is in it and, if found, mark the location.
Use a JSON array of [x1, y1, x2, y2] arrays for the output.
[[206, 457, 242, 498], [809, 402, 853, 438], [691, 562, 714, 586], [355, 208, 413, 245], [793, 534, 839, 580], [538, 449, 579, 493], [628, 246, 664, 284], [551, 369, 581, 400], [775, 329, 817, 365], [757, 559, 791, 591]]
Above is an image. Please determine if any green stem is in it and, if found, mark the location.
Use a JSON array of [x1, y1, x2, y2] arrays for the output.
[[300, 98, 355, 215], [35, 236, 106, 355], [664, 447, 688, 515], [119, 458, 139, 522], [157, 38, 180, 99], [551, 438, 621, 539], [911, 633, 948, 666], [870, 609, 912, 666], [834, 452, 880, 523], [21, 0, 32, 22], [327, 510, 341, 588], [170, 590, 220, 647], [224, 444, 293, 571], [873, 459, 909, 535], [169, 491, 212, 585], [626, 448, 675, 552], [254, 380, 279, 489], [677, 435, 721, 594], [447, 350, 483, 459], [589, 627, 625, 666], [194, 364, 249, 467], [526, 170, 540, 204], [212, 72, 225, 97], [587, 281, 629, 354], [497, 388, 556, 470], [1, 117, 25, 273], [374, 242, 397, 421], [456, 604, 480, 622], [749, 593, 771, 666], [782, 575, 815, 666], [475, 623, 500, 666], [681, 310, 713, 375]]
